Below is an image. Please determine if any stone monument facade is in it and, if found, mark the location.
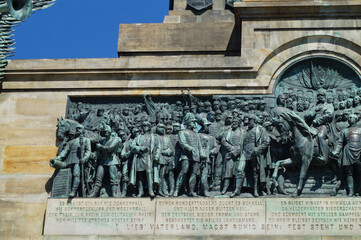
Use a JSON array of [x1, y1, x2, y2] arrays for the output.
[[2, 0, 361, 238]]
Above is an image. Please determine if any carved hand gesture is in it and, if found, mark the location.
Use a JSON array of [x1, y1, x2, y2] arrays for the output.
[[253, 148, 260, 156], [80, 157, 87, 164], [141, 146, 148, 153]]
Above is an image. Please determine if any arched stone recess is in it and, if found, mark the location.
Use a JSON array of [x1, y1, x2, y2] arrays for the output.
[[254, 35, 361, 94], [273, 56, 361, 107]]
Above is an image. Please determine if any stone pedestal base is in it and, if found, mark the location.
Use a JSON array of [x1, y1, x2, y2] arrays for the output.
[[44, 197, 361, 236]]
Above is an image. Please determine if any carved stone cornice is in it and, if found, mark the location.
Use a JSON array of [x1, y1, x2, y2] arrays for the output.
[[234, 1, 361, 18]]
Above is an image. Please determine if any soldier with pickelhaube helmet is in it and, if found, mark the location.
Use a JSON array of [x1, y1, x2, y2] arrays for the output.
[[88, 124, 121, 198], [183, 105, 191, 115], [331, 114, 361, 197], [130, 119, 159, 198], [237, 114, 270, 198], [209, 110, 224, 139], [212, 99, 220, 111], [173, 113, 203, 197], [169, 123, 182, 195], [220, 100, 228, 121], [235, 99, 242, 110], [118, 129, 132, 197], [155, 123, 174, 197], [51, 124, 91, 198], [204, 101, 212, 113], [175, 101, 183, 113], [220, 116, 245, 195], [305, 89, 338, 164], [209, 110, 226, 190], [240, 101, 249, 113], [83, 108, 110, 133], [199, 118, 219, 196]]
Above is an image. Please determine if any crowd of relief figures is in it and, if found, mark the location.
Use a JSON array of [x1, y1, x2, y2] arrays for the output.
[[50, 58, 361, 199]]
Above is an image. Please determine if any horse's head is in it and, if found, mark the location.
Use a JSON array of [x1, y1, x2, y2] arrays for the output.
[[56, 118, 80, 140], [56, 117, 68, 140], [272, 116, 292, 144]]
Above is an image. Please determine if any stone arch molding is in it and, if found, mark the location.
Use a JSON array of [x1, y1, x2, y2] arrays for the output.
[[255, 35, 361, 94]]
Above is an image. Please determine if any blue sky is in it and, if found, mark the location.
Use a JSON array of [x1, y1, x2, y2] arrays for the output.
[[11, 0, 169, 59]]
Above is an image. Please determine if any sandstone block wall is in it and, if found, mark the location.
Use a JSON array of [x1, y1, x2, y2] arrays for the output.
[[1, 1, 361, 239]]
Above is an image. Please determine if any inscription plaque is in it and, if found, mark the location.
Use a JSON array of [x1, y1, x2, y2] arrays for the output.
[[51, 169, 72, 198], [266, 198, 361, 235], [44, 198, 361, 236], [155, 198, 265, 235], [44, 198, 155, 235]]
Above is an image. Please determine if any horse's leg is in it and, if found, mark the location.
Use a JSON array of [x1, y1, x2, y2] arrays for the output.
[[271, 158, 293, 191], [293, 156, 311, 197], [272, 158, 293, 179]]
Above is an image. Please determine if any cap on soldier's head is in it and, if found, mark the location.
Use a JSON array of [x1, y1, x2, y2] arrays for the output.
[[102, 124, 111, 133], [142, 120, 151, 126], [215, 110, 222, 115], [183, 113, 197, 124], [176, 101, 182, 105], [118, 129, 127, 135], [232, 117, 240, 122], [317, 89, 327, 96], [248, 114, 256, 120], [157, 123, 165, 128], [173, 122, 181, 127], [200, 118, 211, 126], [263, 121, 272, 127], [132, 127, 140, 132], [348, 114, 359, 122]]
